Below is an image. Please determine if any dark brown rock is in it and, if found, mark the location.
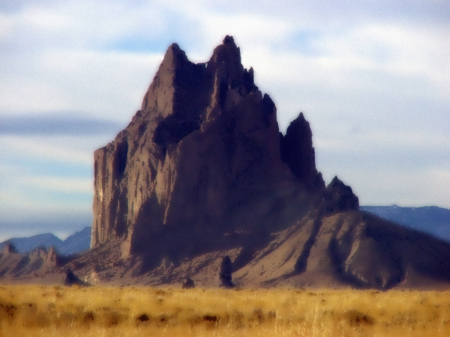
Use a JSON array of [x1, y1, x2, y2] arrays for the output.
[[91, 36, 306, 259], [321, 176, 359, 214], [182, 277, 195, 289], [281, 112, 325, 190], [219, 256, 234, 288], [64, 269, 90, 287]]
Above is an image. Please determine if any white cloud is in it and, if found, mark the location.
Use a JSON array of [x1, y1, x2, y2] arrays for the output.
[[23, 176, 92, 194], [348, 167, 450, 209], [0, 183, 92, 222], [0, 12, 15, 40], [1, 135, 93, 165], [0, 1, 169, 49], [0, 77, 70, 113], [1, 49, 162, 119]]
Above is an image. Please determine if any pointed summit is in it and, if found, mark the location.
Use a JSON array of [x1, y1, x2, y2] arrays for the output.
[[207, 35, 251, 97], [322, 176, 359, 213], [140, 41, 206, 117], [223, 35, 235, 44], [281, 112, 325, 190], [211, 35, 241, 64], [161, 43, 188, 68]]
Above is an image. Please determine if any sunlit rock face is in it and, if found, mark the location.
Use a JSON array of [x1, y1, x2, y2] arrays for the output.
[[91, 36, 325, 257]]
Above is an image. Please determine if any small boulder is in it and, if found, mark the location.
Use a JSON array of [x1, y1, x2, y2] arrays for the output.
[[64, 269, 90, 287], [219, 256, 234, 288], [182, 277, 195, 289]]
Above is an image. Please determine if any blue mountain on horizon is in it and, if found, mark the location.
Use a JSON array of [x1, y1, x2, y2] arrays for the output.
[[0, 226, 91, 256], [361, 205, 450, 242]]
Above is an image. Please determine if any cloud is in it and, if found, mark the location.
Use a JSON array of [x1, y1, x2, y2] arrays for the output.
[[22, 176, 93, 194], [0, 49, 163, 119], [0, 161, 93, 207], [0, 164, 93, 236], [1, 135, 94, 165], [0, 169, 92, 241], [339, 167, 450, 209], [0, 113, 123, 135]]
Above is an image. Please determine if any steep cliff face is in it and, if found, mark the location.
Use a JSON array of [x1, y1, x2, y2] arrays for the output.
[[91, 36, 324, 257]]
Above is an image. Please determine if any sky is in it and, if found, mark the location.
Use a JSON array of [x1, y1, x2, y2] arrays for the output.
[[1, 0, 449, 241]]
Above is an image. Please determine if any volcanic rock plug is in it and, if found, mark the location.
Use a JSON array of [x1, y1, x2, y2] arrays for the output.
[[88, 36, 450, 290], [91, 36, 328, 260]]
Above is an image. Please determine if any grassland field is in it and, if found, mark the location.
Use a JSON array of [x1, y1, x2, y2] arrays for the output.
[[0, 285, 449, 337]]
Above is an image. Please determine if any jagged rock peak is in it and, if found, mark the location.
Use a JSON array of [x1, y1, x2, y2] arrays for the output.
[[161, 43, 188, 67], [211, 35, 241, 65], [281, 112, 325, 190], [327, 176, 356, 193], [206, 35, 256, 103], [322, 176, 359, 213], [140, 35, 257, 116]]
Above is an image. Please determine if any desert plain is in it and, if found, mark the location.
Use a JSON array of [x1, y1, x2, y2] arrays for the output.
[[1, 285, 449, 337]]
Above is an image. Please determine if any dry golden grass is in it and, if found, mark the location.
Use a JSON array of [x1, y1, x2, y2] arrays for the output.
[[0, 285, 449, 336]]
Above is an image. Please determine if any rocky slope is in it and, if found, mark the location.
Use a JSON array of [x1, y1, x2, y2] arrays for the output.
[[2, 36, 450, 290], [0, 244, 60, 281]]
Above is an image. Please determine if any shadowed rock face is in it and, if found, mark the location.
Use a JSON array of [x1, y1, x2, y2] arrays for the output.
[[91, 36, 325, 258], [281, 113, 325, 191], [321, 176, 359, 214]]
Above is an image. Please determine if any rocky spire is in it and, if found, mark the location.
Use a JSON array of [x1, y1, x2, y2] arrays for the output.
[[281, 112, 325, 190], [322, 176, 359, 213]]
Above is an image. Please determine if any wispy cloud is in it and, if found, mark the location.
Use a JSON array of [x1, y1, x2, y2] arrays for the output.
[[0, 113, 123, 135], [1, 136, 94, 165]]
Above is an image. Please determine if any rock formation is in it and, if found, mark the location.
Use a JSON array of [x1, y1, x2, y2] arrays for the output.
[[219, 256, 234, 288], [91, 36, 325, 260], [280, 113, 325, 190], [64, 269, 90, 287], [2, 36, 450, 290], [0, 245, 61, 282], [86, 36, 450, 290]]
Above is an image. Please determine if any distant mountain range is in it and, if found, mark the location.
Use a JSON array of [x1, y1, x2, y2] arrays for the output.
[[361, 206, 450, 242], [0, 227, 91, 256]]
